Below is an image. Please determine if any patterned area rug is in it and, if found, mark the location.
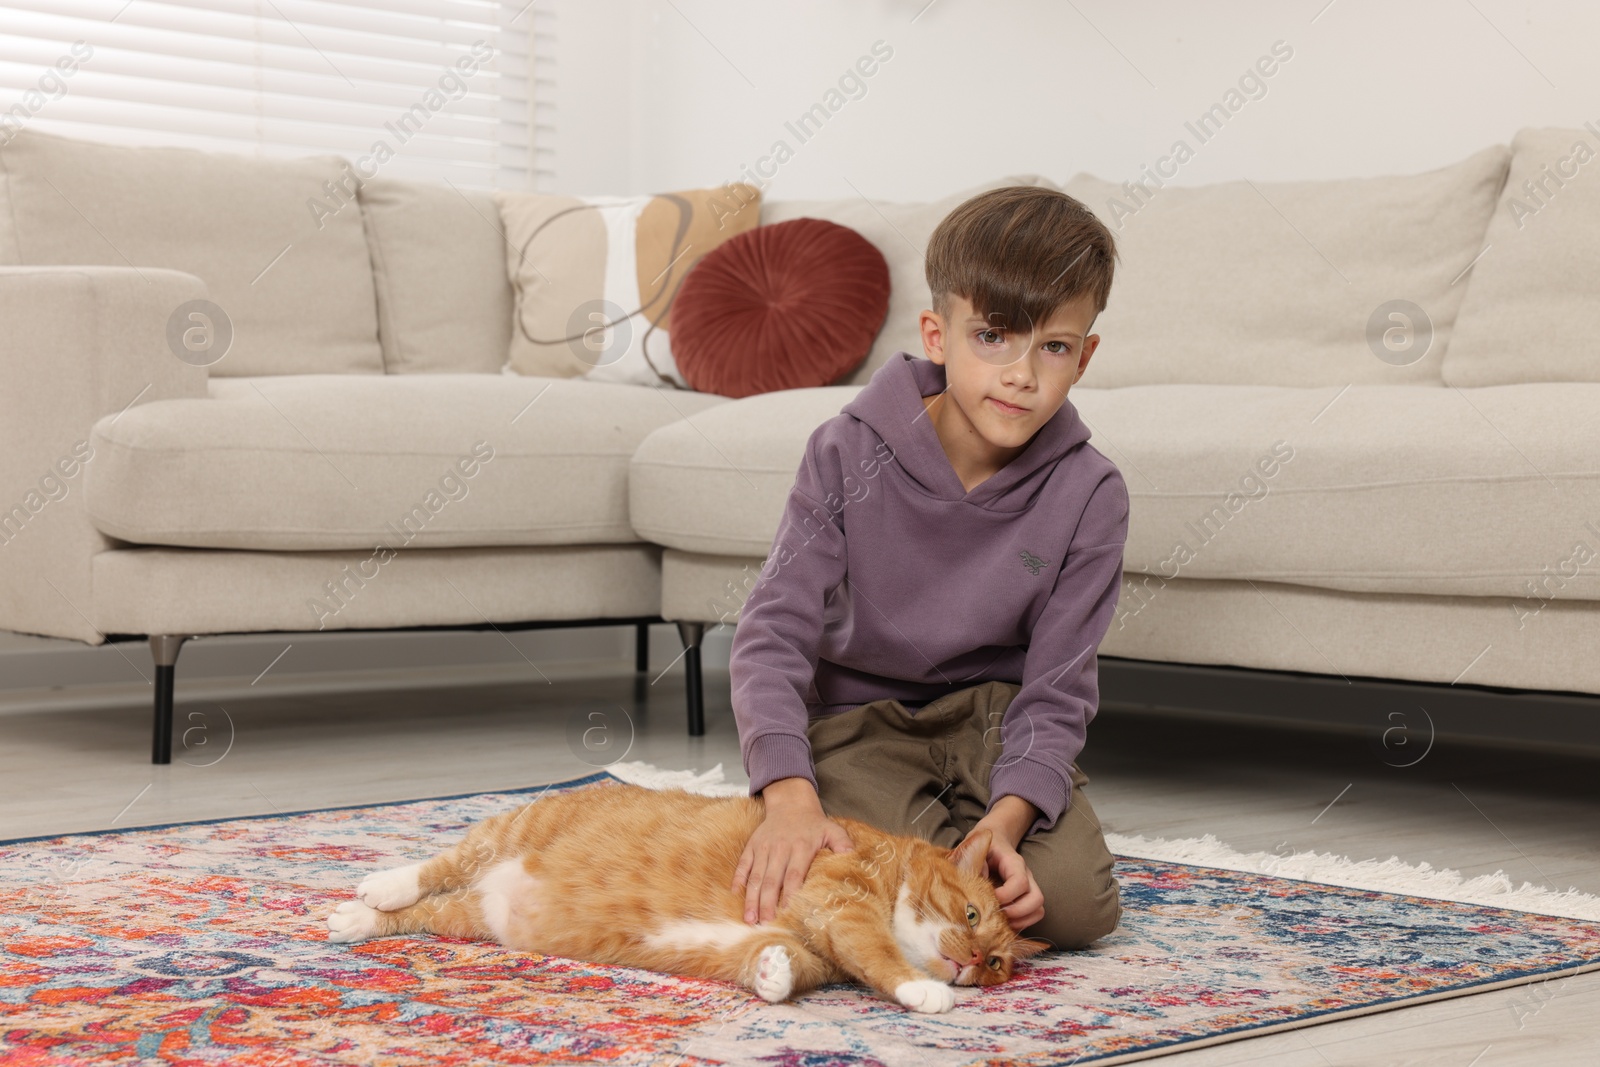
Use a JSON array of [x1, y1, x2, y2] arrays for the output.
[[4, 762, 1599, 1067]]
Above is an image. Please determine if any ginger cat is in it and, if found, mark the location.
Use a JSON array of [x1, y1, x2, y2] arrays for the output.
[[326, 780, 1050, 1012]]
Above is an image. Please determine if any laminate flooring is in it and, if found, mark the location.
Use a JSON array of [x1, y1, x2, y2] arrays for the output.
[[2, 661, 1596, 1065]]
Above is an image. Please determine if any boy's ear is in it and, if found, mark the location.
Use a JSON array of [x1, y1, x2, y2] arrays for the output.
[[919, 308, 947, 362], [1073, 334, 1100, 384]]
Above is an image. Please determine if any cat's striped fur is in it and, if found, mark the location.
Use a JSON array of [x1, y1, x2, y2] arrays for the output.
[[327, 780, 1049, 1012]]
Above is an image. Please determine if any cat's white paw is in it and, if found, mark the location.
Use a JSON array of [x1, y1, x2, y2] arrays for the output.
[[894, 978, 955, 1014], [753, 944, 794, 1003], [357, 863, 422, 911], [327, 899, 382, 943]]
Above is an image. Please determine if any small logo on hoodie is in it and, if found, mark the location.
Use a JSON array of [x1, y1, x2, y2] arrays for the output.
[[1020, 549, 1050, 576]]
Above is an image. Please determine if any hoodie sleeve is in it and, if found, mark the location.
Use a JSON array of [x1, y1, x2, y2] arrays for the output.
[[987, 469, 1130, 838], [728, 425, 853, 800]]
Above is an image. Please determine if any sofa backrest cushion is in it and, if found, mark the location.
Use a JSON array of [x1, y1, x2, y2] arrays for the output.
[[1057, 144, 1510, 387], [0, 129, 382, 376], [762, 174, 1055, 386], [358, 177, 513, 375], [1443, 126, 1600, 386]]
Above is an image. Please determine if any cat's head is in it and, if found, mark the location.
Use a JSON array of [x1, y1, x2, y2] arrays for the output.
[[892, 827, 1052, 987]]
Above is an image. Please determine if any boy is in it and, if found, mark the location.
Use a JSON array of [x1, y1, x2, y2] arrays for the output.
[[728, 185, 1127, 952]]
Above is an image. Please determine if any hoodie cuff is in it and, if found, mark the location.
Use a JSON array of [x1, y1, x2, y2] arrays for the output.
[[987, 757, 1072, 838], [745, 732, 819, 799]]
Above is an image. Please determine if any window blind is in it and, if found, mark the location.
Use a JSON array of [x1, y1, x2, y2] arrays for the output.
[[0, 0, 536, 190]]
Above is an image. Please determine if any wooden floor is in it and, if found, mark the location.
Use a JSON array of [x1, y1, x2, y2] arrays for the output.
[[2, 660, 1597, 1065]]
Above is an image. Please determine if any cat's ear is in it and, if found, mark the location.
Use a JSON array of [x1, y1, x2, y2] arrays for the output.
[[1010, 937, 1053, 960], [948, 827, 991, 879]]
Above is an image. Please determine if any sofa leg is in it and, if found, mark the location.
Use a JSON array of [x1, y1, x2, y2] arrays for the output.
[[676, 621, 705, 737], [149, 634, 188, 765], [635, 622, 650, 672]]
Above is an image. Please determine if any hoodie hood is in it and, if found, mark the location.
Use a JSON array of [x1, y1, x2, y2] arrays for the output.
[[839, 351, 1093, 508]]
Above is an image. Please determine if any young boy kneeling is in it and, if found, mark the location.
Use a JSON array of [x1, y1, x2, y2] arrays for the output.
[[730, 185, 1127, 952]]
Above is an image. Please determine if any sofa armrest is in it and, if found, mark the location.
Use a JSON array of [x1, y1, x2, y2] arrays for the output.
[[0, 266, 209, 644]]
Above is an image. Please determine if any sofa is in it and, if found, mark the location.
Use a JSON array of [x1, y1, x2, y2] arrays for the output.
[[3, 126, 1598, 765]]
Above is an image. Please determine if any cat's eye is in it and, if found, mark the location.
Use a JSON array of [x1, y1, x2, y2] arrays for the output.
[[987, 955, 1002, 970], [965, 904, 979, 926]]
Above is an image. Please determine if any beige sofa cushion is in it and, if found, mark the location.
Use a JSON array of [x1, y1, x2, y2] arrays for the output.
[[1059, 145, 1509, 387], [1443, 126, 1600, 386], [631, 378, 1600, 600], [762, 174, 1056, 387], [630, 384, 861, 555], [0, 129, 382, 376], [358, 177, 514, 375], [495, 184, 762, 387], [85, 375, 728, 551]]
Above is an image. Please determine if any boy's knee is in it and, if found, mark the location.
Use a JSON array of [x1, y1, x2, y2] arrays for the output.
[[1024, 866, 1121, 952]]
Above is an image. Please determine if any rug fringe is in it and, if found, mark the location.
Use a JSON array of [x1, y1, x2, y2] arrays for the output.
[[1105, 831, 1600, 921], [600, 760, 1600, 922], [603, 760, 747, 797]]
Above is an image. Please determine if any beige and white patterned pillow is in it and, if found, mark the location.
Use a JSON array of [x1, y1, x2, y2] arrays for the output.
[[494, 184, 761, 388]]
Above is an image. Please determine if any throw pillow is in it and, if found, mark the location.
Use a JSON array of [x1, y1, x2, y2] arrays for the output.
[[761, 174, 1058, 386], [494, 184, 761, 387], [669, 218, 890, 398]]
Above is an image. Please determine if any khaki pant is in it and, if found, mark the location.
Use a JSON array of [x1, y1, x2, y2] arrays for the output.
[[804, 679, 1120, 950]]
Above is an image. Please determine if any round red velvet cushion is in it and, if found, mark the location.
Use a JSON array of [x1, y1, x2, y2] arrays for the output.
[[670, 217, 890, 398]]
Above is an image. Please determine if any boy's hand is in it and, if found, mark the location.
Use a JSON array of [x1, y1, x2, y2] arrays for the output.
[[963, 828, 1044, 933], [733, 782, 855, 924]]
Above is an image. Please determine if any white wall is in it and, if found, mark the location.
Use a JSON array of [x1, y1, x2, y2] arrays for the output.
[[548, 0, 1597, 198]]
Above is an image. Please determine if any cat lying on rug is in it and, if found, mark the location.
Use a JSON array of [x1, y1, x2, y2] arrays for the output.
[[326, 780, 1049, 1013]]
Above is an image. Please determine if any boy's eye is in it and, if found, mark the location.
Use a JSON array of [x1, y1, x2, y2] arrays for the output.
[[975, 330, 1071, 354]]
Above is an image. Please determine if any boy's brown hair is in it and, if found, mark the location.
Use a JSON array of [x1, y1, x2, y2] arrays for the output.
[[925, 185, 1118, 338]]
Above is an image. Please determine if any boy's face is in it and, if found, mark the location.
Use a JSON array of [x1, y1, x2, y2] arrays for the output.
[[917, 292, 1101, 460]]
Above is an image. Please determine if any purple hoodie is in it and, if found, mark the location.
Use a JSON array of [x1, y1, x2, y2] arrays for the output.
[[728, 351, 1129, 838]]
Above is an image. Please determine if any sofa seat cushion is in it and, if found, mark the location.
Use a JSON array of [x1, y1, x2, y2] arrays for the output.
[[630, 384, 866, 555], [630, 381, 1600, 600], [86, 374, 729, 551]]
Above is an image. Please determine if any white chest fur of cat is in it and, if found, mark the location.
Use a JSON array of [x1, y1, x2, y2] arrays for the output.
[[326, 781, 1047, 1011]]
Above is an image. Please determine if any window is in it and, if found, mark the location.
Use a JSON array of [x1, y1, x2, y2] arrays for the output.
[[0, 0, 539, 189]]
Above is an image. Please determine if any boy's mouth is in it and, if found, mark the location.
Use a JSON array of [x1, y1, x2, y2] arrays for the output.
[[987, 397, 1028, 415]]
